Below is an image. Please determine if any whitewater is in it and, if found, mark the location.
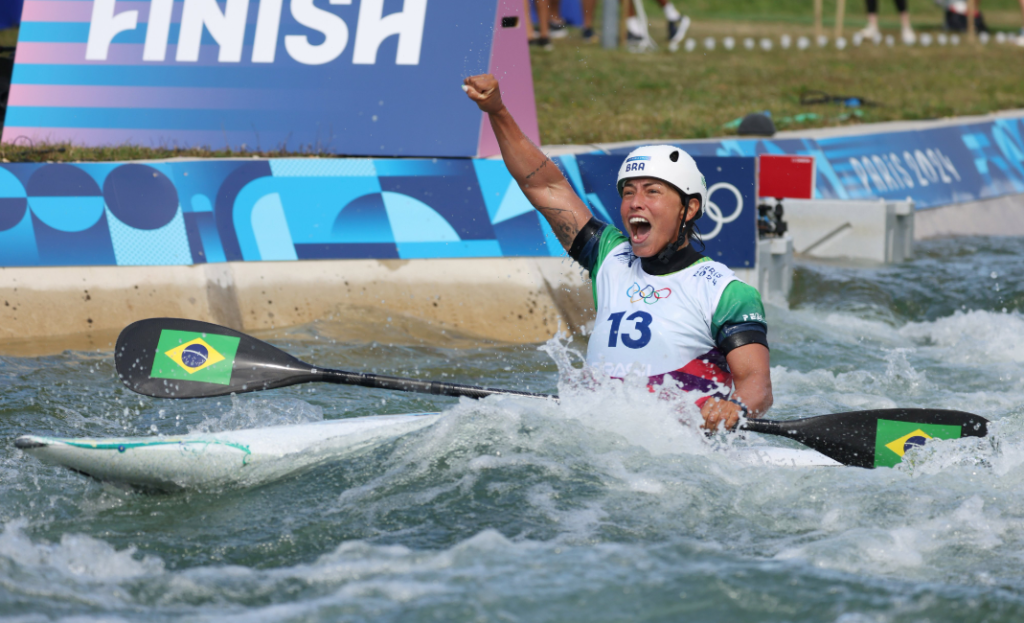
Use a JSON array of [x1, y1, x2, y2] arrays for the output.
[[2, 235, 1024, 622]]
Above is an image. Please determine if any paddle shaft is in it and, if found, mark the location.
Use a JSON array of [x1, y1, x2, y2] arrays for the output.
[[740, 418, 782, 436], [317, 368, 559, 401]]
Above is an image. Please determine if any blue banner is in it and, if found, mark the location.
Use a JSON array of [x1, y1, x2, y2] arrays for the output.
[[605, 114, 1024, 210], [0, 155, 758, 269], [6, 0, 539, 158]]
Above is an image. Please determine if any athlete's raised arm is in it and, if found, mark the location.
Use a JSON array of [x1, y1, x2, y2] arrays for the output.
[[463, 74, 593, 251]]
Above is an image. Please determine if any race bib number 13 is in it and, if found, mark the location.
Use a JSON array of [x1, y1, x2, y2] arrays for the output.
[[607, 311, 653, 349]]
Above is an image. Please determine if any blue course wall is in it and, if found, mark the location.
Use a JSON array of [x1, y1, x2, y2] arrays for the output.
[[618, 114, 1024, 210], [0, 156, 758, 269]]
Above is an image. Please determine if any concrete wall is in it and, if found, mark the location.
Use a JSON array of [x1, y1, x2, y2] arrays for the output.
[[783, 198, 914, 262], [915, 193, 1024, 239], [0, 258, 595, 352], [0, 248, 801, 355]]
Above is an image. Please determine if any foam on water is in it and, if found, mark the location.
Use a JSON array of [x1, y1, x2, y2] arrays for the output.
[[900, 309, 1024, 365], [3, 237, 1024, 621], [0, 520, 163, 581]]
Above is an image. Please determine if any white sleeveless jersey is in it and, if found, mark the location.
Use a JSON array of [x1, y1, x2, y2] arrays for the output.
[[586, 240, 738, 383]]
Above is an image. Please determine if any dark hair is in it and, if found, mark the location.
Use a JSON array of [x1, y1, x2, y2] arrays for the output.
[[680, 193, 705, 252]]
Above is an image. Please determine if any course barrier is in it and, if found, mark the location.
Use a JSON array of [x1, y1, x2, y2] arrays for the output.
[[591, 112, 1024, 212], [0, 154, 776, 346], [0, 155, 758, 269]]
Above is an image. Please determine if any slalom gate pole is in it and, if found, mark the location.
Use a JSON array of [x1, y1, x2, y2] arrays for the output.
[[835, 0, 847, 39]]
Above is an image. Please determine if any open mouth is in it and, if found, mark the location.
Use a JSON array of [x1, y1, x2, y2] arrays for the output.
[[629, 216, 652, 244]]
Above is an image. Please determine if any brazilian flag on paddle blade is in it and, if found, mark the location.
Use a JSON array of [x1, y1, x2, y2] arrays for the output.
[[150, 330, 241, 386], [874, 418, 963, 468]]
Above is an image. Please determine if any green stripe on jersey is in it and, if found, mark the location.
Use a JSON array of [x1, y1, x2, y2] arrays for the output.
[[590, 227, 630, 308], [711, 281, 766, 339]]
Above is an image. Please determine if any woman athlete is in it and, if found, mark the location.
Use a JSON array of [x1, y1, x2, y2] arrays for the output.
[[462, 74, 772, 431]]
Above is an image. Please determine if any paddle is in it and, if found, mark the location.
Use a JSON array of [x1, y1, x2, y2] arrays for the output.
[[741, 410, 987, 469], [115, 318, 557, 402], [115, 318, 989, 468]]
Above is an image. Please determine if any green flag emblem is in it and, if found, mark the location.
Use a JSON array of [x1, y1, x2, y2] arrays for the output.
[[150, 330, 241, 386], [874, 418, 962, 468]]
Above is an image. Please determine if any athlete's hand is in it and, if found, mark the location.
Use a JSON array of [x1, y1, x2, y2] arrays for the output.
[[463, 74, 504, 114], [700, 398, 744, 432]]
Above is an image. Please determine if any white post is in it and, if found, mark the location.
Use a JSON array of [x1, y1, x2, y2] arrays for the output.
[[967, 0, 977, 43], [835, 0, 846, 39], [601, 0, 619, 49], [814, 0, 823, 40]]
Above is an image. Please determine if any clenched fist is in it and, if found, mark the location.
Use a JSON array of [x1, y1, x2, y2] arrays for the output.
[[463, 74, 504, 115]]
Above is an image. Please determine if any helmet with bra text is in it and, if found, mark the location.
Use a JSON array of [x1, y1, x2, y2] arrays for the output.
[[616, 145, 708, 220]]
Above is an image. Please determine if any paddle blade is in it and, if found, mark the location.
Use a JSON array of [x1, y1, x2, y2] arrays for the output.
[[115, 318, 318, 399], [743, 408, 989, 468]]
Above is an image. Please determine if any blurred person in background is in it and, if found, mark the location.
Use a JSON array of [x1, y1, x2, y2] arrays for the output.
[[952, 0, 1024, 41], [548, 0, 570, 39], [525, 0, 553, 49], [857, 0, 916, 44], [548, 0, 600, 43], [581, 0, 598, 42], [938, 0, 988, 33], [527, 0, 599, 46], [627, 0, 691, 49]]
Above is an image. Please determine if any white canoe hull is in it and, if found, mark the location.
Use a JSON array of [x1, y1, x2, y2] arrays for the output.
[[15, 413, 840, 491], [15, 414, 441, 490]]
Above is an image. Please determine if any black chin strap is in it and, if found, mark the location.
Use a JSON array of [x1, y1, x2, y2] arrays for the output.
[[641, 242, 704, 275]]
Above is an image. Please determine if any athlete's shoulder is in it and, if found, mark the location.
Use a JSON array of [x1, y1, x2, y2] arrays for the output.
[[712, 280, 766, 332], [570, 220, 630, 276], [600, 226, 630, 254], [594, 226, 632, 272], [712, 280, 768, 353]]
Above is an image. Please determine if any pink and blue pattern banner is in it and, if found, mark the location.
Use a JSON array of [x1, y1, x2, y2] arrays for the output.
[[3, 0, 539, 157], [0, 155, 757, 269]]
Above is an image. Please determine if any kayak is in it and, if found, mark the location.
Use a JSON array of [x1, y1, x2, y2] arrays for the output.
[[14, 413, 841, 492], [15, 414, 441, 491]]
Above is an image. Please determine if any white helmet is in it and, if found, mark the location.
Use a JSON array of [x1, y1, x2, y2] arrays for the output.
[[616, 145, 707, 219]]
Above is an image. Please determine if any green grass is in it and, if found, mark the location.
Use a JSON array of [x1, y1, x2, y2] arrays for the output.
[[0, 27, 17, 47], [530, 18, 1024, 145], [1, 1, 1023, 160]]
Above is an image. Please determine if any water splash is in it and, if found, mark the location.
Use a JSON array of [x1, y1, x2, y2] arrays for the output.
[[189, 396, 324, 434]]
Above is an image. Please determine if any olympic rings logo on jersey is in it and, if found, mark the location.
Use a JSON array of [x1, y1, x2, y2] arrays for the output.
[[701, 182, 744, 241], [627, 282, 672, 304]]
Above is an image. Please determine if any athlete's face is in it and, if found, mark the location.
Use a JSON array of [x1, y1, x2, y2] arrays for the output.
[[620, 178, 699, 257]]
